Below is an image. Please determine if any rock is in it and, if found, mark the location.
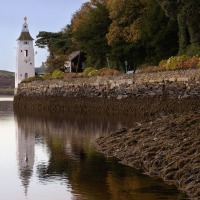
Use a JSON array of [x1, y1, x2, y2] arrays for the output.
[[169, 78, 176, 82], [177, 77, 189, 82], [117, 95, 123, 100]]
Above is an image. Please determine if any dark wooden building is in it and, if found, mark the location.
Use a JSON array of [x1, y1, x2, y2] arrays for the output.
[[64, 51, 86, 73]]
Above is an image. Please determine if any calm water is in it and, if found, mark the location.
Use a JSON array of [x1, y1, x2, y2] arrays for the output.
[[0, 98, 188, 200]]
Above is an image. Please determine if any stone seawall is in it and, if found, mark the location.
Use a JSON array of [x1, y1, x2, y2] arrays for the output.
[[14, 68, 200, 114]]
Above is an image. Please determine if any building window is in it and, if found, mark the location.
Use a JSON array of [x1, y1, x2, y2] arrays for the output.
[[24, 50, 28, 57], [21, 50, 22, 52], [25, 73, 28, 78], [24, 41, 29, 45], [30, 63, 32, 65]]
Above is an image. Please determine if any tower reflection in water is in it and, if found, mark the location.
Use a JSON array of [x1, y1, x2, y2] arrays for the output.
[[14, 111, 124, 199], [16, 124, 35, 196]]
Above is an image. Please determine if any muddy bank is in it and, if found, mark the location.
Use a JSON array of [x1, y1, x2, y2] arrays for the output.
[[96, 111, 200, 199], [14, 95, 200, 117]]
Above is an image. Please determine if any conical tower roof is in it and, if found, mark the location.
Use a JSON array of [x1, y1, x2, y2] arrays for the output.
[[17, 32, 34, 41], [17, 17, 34, 41]]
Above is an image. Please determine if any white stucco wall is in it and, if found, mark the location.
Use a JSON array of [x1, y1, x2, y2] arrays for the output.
[[15, 40, 35, 88]]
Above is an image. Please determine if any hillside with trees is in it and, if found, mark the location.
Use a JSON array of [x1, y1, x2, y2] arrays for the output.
[[0, 70, 15, 95], [35, 0, 200, 73]]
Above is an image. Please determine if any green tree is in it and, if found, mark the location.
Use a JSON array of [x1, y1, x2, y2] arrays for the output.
[[106, 0, 179, 69], [156, 0, 200, 55], [105, 0, 147, 71], [71, 0, 111, 68], [35, 27, 73, 72], [51, 25, 74, 55], [139, 0, 179, 64], [35, 31, 61, 58], [106, 0, 145, 46]]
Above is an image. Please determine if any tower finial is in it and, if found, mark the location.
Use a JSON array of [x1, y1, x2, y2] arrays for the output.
[[24, 16, 27, 22]]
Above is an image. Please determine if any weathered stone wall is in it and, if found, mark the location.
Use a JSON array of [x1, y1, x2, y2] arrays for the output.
[[16, 68, 200, 99], [14, 68, 200, 114]]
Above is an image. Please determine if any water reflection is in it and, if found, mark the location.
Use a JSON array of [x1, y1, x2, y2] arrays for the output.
[[14, 110, 188, 200], [16, 124, 35, 196], [0, 95, 13, 102], [15, 111, 124, 200]]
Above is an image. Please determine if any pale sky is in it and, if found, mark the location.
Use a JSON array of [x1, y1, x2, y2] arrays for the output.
[[0, 0, 88, 72]]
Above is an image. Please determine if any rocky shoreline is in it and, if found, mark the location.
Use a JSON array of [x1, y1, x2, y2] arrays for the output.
[[14, 69, 200, 199], [96, 110, 200, 199], [14, 68, 200, 114]]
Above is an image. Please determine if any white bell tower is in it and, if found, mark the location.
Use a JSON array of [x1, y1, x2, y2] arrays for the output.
[[15, 17, 35, 88]]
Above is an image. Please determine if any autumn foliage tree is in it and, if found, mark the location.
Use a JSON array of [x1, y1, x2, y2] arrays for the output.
[[105, 0, 178, 69], [106, 0, 144, 45], [35, 0, 200, 72], [71, 0, 111, 68], [104, 0, 146, 70]]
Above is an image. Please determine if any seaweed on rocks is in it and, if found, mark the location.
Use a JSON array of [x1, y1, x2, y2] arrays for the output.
[[96, 111, 200, 199]]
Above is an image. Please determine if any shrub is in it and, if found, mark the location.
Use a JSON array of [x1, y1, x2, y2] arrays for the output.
[[21, 76, 43, 83], [137, 56, 200, 72], [97, 68, 109, 75], [82, 67, 122, 76], [180, 56, 200, 69], [157, 60, 167, 71], [62, 73, 78, 79], [169, 56, 189, 70], [137, 64, 158, 73], [158, 55, 200, 70], [185, 44, 200, 56], [83, 67, 96, 76], [97, 68, 122, 76], [42, 73, 52, 79], [88, 69, 98, 76], [52, 70, 64, 79]]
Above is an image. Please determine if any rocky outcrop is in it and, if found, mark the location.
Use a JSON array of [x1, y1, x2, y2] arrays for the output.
[[96, 111, 200, 199]]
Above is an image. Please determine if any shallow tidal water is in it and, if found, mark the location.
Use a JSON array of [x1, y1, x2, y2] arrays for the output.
[[0, 97, 188, 200]]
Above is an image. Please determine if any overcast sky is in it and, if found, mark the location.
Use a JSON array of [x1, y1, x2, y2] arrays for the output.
[[0, 0, 88, 72]]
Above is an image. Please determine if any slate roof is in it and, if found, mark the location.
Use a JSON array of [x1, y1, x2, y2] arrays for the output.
[[68, 51, 81, 61], [17, 32, 34, 41], [35, 64, 46, 75], [35, 66, 46, 75]]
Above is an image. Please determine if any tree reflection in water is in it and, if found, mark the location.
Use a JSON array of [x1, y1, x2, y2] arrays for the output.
[[15, 110, 187, 200]]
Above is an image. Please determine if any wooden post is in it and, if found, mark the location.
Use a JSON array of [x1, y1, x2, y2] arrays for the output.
[[76, 51, 81, 73]]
